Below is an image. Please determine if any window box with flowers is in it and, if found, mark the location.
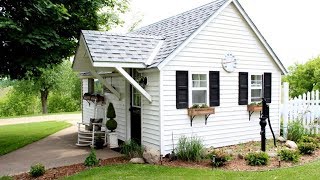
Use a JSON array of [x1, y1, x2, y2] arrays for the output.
[[247, 102, 262, 120], [188, 104, 215, 126]]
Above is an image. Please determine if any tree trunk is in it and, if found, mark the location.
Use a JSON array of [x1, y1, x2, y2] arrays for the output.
[[40, 89, 49, 114]]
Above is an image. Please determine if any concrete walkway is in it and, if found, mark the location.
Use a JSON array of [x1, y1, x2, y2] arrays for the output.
[[0, 124, 122, 176], [0, 113, 82, 126]]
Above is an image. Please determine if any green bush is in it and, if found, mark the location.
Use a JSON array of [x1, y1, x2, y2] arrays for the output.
[[106, 119, 117, 132], [120, 140, 144, 159], [208, 150, 232, 167], [299, 136, 319, 148], [107, 103, 116, 119], [0, 176, 13, 180], [176, 136, 204, 162], [245, 152, 269, 166], [278, 149, 300, 163], [29, 163, 45, 177], [48, 93, 80, 113], [84, 148, 99, 167], [298, 142, 317, 155], [287, 120, 305, 142]]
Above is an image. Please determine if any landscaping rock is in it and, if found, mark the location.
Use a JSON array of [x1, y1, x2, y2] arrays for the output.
[[129, 158, 145, 164], [237, 153, 244, 159], [267, 152, 277, 158], [285, 140, 298, 149], [225, 149, 233, 155], [143, 147, 160, 164], [277, 136, 286, 142]]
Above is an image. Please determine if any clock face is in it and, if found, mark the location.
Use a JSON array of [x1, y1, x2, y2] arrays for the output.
[[222, 53, 237, 73]]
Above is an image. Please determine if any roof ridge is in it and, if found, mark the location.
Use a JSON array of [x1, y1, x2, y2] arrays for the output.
[[81, 30, 165, 40], [133, 0, 227, 32]]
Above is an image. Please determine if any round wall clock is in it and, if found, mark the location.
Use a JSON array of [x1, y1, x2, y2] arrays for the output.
[[222, 53, 237, 73]]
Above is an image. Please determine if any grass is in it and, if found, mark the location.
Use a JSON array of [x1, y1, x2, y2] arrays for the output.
[[0, 121, 71, 156], [0, 111, 80, 120], [65, 160, 320, 180]]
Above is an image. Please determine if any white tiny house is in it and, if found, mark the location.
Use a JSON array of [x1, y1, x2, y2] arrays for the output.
[[73, 0, 287, 154]]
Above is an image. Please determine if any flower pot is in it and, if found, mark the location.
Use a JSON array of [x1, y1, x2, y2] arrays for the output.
[[247, 105, 262, 112], [188, 107, 215, 116], [95, 139, 104, 149], [107, 132, 119, 148]]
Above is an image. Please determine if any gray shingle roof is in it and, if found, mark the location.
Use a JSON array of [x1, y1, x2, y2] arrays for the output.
[[82, 30, 164, 63], [131, 0, 227, 67]]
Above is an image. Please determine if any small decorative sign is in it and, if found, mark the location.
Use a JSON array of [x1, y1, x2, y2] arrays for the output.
[[222, 53, 237, 73]]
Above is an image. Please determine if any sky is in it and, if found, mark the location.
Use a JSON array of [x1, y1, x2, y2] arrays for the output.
[[115, 0, 320, 68]]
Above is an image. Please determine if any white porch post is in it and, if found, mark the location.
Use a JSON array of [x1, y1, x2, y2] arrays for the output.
[[283, 82, 289, 139], [115, 67, 152, 103]]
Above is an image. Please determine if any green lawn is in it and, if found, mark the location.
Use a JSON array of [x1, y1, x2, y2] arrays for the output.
[[0, 111, 80, 120], [0, 121, 71, 156], [65, 160, 320, 180]]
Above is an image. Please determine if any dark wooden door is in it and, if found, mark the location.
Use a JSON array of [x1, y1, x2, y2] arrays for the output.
[[130, 69, 141, 144]]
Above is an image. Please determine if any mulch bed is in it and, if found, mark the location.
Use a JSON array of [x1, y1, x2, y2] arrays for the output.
[[11, 140, 320, 179], [13, 157, 129, 180]]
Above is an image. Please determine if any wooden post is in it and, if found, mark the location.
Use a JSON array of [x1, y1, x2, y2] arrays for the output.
[[283, 82, 289, 139]]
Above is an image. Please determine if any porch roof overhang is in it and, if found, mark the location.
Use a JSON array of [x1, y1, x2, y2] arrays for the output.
[[72, 31, 157, 103]]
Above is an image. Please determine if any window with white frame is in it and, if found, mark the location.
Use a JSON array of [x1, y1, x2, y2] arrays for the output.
[[191, 73, 209, 105], [250, 74, 263, 102]]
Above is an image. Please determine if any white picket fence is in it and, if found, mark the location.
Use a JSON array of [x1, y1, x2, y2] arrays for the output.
[[287, 90, 320, 134]]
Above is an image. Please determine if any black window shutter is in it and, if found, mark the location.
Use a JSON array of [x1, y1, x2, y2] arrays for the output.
[[238, 72, 248, 105], [176, 71, 189, 109], [209, 71, 220, 106], [264, 73, 272, 103]]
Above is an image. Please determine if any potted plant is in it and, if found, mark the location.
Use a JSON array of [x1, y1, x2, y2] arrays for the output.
[[106, 103, 118, 148], [95, 134, 104, 149], [188, 104, 215, 116], [247, 102, 262, 112]]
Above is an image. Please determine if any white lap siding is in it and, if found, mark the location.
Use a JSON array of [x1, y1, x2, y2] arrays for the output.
[[105, 76, 127, 141], [161, 3, 281, 154], [82, 79, 94, 124], [141, 71, 161, 150]]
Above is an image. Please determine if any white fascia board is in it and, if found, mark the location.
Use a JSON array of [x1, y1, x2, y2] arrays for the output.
[[115, 67, 152, 103], [232, 0, 288, 75], [89, 69, 121, 100], [157, 0, 233, 70], [145, 40, 165, 65], [93, 62, 146, 68]]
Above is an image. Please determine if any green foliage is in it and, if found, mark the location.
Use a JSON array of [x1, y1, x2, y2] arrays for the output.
[[0, 0, 128, 79], [107, 103, 116, 119], [298, 142, 317, 155], [84, 148, 99, 167], [120, 140, 144, 159], [208, 150, 232, 167], [106, 119, 117, 132], [283, 56, 320, 98], [29, 163, 45, 177], [48, 94, 79, 113], [176, 136, 204, 162], [245, 152, 269, 166], [0, 176, 13, 180], [287, 120, 305, 142], [278, 149, 300, 163]]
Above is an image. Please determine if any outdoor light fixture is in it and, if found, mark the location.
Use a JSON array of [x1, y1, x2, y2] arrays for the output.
[[212, 155, 216, 170], [278, 155, 281, 167]]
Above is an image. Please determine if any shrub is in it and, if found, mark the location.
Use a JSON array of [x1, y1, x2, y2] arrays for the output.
[[107, 103, 116, 119], [0, 176, 13, 180], [29, 163, 45, 177], [298, 142, 317, 155], [176, 136, 204, 162], [278, 149, 300, 163], [245, 152, 269, 166], [120, 140, 144, 159], [287, 120, 305, 142], [48, 93, 80, 113], [84, 148, 99, 167], [299, 136, 319, 148], [208, 150, 232, 167], [106, 119, 117, 132]]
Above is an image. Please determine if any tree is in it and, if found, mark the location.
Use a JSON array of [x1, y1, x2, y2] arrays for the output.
[[0, 0, 128, 79], [283, 56, 320, 98]]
